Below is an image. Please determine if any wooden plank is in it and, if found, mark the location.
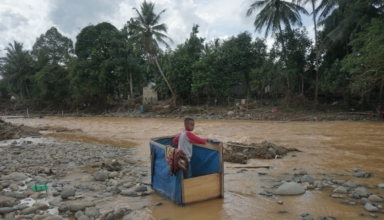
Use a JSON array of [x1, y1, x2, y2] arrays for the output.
[[182, 173, 221, 204], [194, 142, 220, 151], [219, 142, 224, 197], [151, 136, 221, 151]]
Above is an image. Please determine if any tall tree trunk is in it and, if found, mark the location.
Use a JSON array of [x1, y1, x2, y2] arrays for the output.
[[154, 56, 175, 97], [129, 71, 133, 100], [312, 0, 320, 106], [278, 24, 289, 89], [379, 78, 384, 103]]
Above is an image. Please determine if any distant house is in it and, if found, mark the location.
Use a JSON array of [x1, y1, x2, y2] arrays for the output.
[[143, 82, 158, 104]]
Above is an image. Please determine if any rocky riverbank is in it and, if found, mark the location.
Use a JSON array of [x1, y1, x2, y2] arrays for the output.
[[0, 138, 156, 220], [2, 106, 383, 122], [251, 167, 384, 219]]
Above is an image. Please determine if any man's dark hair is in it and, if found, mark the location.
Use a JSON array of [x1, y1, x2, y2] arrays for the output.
[[184, 117, 194, 125]]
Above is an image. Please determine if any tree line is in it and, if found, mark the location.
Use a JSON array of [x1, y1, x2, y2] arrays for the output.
[[1, 0, 383, 110]]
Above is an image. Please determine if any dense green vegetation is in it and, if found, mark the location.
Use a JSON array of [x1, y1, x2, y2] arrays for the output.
[[1, 0, 383, 110]]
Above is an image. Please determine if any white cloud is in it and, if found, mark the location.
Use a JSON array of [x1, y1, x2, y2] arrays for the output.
[[0, 0, 315, 56]]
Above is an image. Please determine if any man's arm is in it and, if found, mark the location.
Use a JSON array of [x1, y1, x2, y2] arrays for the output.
[[185, 131, 208, 145]]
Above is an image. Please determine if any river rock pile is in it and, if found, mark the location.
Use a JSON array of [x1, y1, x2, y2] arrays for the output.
[[256, 169, 384, 219], [0, 140, 153, 220]]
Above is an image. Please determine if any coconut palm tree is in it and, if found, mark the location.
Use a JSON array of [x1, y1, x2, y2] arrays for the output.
[[293, 0, 320, 104], [128, 1, 175, 98], [246, 0, 308, 38], [0, 41, 32, 100], [246, 0, 308, 89]]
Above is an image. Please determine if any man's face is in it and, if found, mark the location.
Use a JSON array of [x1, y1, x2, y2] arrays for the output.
[[185, 121, 195, 131]]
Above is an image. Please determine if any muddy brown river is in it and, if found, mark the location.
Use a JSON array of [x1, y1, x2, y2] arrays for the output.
[[5, 117, 384, 219]]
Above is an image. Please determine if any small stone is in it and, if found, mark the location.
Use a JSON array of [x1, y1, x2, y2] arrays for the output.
[[9, 183, 19, 191], [370, 214, 377, 218], [75, 210, 84, 218], [368, 195, 383, 202], [154, 202, 163, 206], [365, 203, 378, 212], [378, 183, 384, 188], [78, 215, 90, 220], [134, 185, 147, 192], [121, 190, 139, 197], [297, 170, 307, 175], [361, 198, 370, 205], [21, 206, 38, 215], [278, 210, 288, 214], [94, 171, 109, 182], [0, 207, 14, 214], [301, 175, 314, 184], [114, 208, 131, 218], [333, 186, 348, 194], [349, 202, 356, 205], [109, 172, 118, 178], [67, 201, 95, 212], [275, 182, 305, 195], [8, 172, 28, 181], [61, 187, 76, 199], [277, 201, 283, 205], [355, 187, 370, 197], [84, 207, 100, 217], [106, 213, 115, 220]]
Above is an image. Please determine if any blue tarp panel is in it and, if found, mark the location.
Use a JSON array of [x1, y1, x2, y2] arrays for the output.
[[150, 142, 183, 205], [150, 137, 220, 205], [190, 146, 220, 177]]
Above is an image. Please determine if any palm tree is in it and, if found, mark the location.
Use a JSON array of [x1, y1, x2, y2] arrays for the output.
[[0, 41, 32, 100], [246, 0, 308, 88], [293, 0, 320, 105], [128, 1, 175, 99]]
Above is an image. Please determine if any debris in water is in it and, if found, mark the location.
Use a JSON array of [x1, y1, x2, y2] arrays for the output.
[[223, 141, 301, 164]]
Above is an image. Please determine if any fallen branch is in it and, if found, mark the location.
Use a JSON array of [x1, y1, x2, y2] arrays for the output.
[[233, 166, 271, 169]]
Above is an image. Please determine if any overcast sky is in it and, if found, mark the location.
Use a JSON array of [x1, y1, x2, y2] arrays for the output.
[[0, 0, 315, 57]]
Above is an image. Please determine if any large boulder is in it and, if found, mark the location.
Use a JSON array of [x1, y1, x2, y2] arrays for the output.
[[275, 182, 305, 195]]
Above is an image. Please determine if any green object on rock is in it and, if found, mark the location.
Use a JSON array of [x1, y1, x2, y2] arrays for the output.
[[31, 183, 48, 192]]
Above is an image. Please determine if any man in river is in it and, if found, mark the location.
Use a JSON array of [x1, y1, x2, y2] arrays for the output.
[[173, 118, 211, 178]]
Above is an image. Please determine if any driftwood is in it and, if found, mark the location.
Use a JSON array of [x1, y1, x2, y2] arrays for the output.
[[223, 141, 301, 164], [233, 166, 271, 169]]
